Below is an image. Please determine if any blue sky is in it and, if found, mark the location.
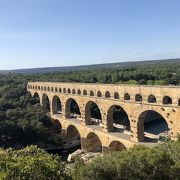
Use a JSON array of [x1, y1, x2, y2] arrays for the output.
[[0, 0, 180, 70]]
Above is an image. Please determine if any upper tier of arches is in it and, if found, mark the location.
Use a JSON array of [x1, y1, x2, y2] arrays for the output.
[[28, 84, 180, 106]]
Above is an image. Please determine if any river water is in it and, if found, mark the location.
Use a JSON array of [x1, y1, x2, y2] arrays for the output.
[[46, 145, 81, 161]]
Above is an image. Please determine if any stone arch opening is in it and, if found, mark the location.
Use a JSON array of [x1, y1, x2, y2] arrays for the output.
[[66, 125, 81, 140], [85, 101, 102, 125], [135, 94, 142, 102], [148, 95, 156, 103], [124, 93, 130, 100], [72, 89, 76, 94], [52, 119, 62, 133], [109, 141, 126, 152], [114, 92, 119, 99], [105, 91, 111, 98], [107, 105, 130, 132], [77, 89, 81, 95], [47, 87, 50, 91], [97, 91, 102, 97], [178, 98, 180, 106], [63, 88, 66, 93], [163, 96, 172, 105], [65, 98, 81, 118], [59, 88, 62, 93], [51, 87, 54, 92], [84, 132, 102, 153], [52, 96, 62, 114], [42, 94, 50, 113], [66, 125, 81, 149], [33, 92, 40, 104], [137, 110, 170, 142], [44, 86, 47, 91], [68, 88, 71, 94], [55, 87, 58, 92], [83, 90, 87, 95], [90, 90, 94, 96]]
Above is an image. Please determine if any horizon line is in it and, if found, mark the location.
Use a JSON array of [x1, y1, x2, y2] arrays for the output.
[[1, 58, 180, 71]]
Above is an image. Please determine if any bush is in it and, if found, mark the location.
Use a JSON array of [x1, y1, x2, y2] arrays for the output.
[[72, 140, 180, 180], [0, 146, 70, 180]]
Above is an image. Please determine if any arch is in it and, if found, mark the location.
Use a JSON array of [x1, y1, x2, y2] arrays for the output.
[[66, 125, 81, 140], [33, 92, 40, 104], [47, 87, 50, 91], [53, 119, 62, 133], [44, 86, 47, 91], [114, 92, 119, 99], [84, 132, 102, 153], [105, 91, 111, 98], [97, 91, 102, 97], [52, 96, 62, 114], [51, 87, 54, 92], [137, 110, 170, 142], [42, 94, 50, 113], [38, 86, 40, 90], [41, 86, 43, 90], [178, 98, 180, 106], [67, 88, 71, 94], [83, 90, 87, 95], [124, 93, 130, 100], [148, 95, 156, 103], [65, 98, 81, 118], [85, 101, 102, 125], [59, 88, 62, 93], [72, 89, 76, 94], [135, 94, 142, 102], [63, 88, 66, 93], [109, 141, 126, 151], [90, 90, 94, 96], [77, 89, 81, 95], [65, 125, 81, 152], [163, 96, 172, 105], [107, 105, 130, 132]]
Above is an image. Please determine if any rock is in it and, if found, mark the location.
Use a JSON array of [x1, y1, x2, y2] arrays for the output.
[[67, 149, 84, 162]]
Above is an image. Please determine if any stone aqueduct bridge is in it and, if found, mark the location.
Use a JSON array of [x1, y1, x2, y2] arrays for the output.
[[27, 82, 180, 152]]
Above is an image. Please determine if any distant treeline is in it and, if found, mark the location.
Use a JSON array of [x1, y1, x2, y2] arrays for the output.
[[31, 59, 180, 85]]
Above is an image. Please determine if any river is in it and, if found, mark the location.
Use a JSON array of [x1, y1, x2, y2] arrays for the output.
[[46, 145, 81, 161]]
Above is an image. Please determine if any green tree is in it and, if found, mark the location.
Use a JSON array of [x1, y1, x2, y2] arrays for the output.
[[0, 146, 70, 180]]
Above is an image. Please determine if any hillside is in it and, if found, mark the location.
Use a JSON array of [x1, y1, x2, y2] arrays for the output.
[[1, 58, 180, 74]]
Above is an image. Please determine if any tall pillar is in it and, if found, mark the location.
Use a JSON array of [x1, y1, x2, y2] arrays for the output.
[[102, 112, 109, 132], [130, 116, 144, 142], [39, 93, 43, 107], [102, 146, 109, 154], [61, 102, 67, 118], [81, 137, 86, 151], [83, 108, 92, 125], [79, 105, 86, 124]]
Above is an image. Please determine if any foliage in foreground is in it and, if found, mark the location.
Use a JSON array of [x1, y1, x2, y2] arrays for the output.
[[71, 139, 180, 180], [0, 146, 70, 180], [0, 140, 179, 180]]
